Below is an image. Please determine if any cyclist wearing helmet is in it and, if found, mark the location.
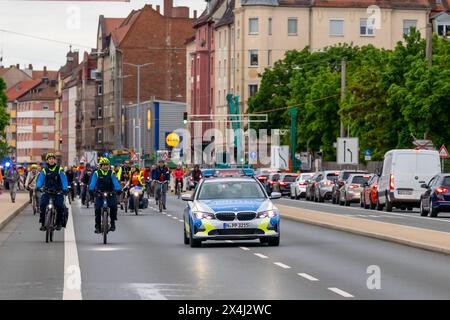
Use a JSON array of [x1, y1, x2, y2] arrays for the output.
[[89, 158, 121, 233], [25, 164, 39, 203], [172, 163, 184, 193], [36, 153, 69, 231], [152, 160, 170, 209]]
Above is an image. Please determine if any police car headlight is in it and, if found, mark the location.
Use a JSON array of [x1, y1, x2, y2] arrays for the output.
[[257, 210, 279, 219], [103, 193, 108, 197], [194, 211, 215, 220]]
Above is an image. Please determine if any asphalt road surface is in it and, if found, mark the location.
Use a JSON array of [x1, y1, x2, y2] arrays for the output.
[[1, 194, 450, 300]]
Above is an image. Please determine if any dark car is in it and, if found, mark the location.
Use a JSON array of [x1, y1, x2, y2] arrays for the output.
[[420, 174, 450, 217], [267, 173, 281, 194], [360, 175, 379, 210], [274, 173, 298, 195], [305, 172, 323, 201], [331, 170, 368, 204]]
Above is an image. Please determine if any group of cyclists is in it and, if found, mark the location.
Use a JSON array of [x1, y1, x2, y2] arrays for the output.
[[7, 153, 204, 235]]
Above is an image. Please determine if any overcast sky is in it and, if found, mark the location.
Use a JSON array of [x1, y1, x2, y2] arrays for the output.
[[0, 0, 206, 70]]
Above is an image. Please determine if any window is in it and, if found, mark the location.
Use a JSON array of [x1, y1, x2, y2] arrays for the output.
[[403, 20, 417, 34], [42, 133, 48, 140], [211, 57, 214, 75], [249, 84, 258, 97], [437, 24, 450, 37], [97, 106, 103, 118], [360, 18, 374, 36], [231, 58, 234, 72], [330, 19, 344, 36], [219, 31, 221, 48], [43, 118, 48, 126], [268, 18, 272, 35], [224, 30, 227, 47], [218, 90, 221, 106], [218, 61, 221, 77], [249, 18, 258, 35], [249, 50, 258, 67], [224, 59, 227, 77], [98, 84, 103, 95], [268, 50, 272, 66], [42, 103, 49, 110], [96, 129, 103, 143], [288, 18, 298, 35]]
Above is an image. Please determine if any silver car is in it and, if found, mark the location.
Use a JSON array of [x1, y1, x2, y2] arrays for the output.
[[314, 170, 340, 202], [290, 173, 313, 199], [339, 174, 374, 206]]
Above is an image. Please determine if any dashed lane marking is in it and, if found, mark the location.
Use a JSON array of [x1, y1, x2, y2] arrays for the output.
[[328, 287, 354, 298], [297, 273, 319, 281], [274, 262, 291, 269], [254, 253, 268, 259]]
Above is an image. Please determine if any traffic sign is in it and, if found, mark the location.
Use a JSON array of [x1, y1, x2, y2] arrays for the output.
[[250, 151, 257, 160], [131, 153, 140, 162], [413, 139, 434, 150], [365, 149, 372, 156], [439, 145, 449, 158], [337, 138, 359, 165]]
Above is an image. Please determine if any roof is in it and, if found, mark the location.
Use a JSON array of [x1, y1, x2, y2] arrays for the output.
[[104, 18, 125, 35], [312, 0, 430, 9], [5, 79, 40, 102], [194, 0, 226, 27], [215, 0, 235, 29], [0, 68, 8, 77], [110, 9, 142, 46], [17, 80, 58, 102], [32, 70, 58, 81]]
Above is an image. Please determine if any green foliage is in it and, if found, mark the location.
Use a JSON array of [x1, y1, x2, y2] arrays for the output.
[[247, 30, 450, 161], [0, 78, 10, 133]]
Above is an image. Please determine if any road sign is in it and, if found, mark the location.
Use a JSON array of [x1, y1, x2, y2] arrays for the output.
[[364, 149, 372, 156], [439, 145, 449, 158], [337, 138, 359, 165], [131, 153, 140, 162], [271, 145, 289, 170], [413, 139, 435, 150], [250, 151, 257, 160]]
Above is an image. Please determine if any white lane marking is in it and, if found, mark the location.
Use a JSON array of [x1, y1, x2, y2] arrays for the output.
[[179, 219, 184, 222], [172, 217, 178, 220], [297, 273, 319, 281], [64, 200, 82, 300], [162, 212, 167, 215], [240, 247, 250, 251], [274, 262, 291, 269], [254, 253, 268, 259], [167, 214, 172, 217], [328, 287, 354, 298], [279, 198, 450, 224], [225, 240, 233, 243]]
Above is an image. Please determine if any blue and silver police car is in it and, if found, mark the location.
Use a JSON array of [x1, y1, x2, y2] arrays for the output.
[[182, 176, 281, 247]]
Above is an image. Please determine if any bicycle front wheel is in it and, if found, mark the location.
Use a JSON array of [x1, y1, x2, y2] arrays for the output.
[[102, 209, 109, 245]]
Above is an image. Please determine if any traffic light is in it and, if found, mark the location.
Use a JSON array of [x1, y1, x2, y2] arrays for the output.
[[183, 112, 188, 124], [59, 138, 63, 145]]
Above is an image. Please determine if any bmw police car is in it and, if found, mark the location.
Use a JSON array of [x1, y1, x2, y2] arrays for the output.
[[182, 176, 281, 247]]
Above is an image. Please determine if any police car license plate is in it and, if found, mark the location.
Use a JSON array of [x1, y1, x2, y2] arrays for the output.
[[224, 222, 250, 229]]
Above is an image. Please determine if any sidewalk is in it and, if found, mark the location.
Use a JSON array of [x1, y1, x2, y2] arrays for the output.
[[0, 191, 30, 231], [277, 204, 450, 255]]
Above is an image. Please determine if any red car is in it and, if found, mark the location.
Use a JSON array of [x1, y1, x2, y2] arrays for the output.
[[360, 175, 379, 209]]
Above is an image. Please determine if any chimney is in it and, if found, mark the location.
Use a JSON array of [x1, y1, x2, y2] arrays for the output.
[[43, 66, 48, 79], [194, 10, 197, 19], [16, 63, 19, 69], [156, 5, 160, 13], [164, 0, 172, 17], [28, 64, 33, 70]]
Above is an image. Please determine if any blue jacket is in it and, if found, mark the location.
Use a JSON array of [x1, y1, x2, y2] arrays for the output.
[[151, 166, 170, 181], [36, 165, 68, 191], [89, 169, 121, 192]]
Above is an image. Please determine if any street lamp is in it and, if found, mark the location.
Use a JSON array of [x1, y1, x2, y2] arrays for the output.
[[123, 62, 152, 165]]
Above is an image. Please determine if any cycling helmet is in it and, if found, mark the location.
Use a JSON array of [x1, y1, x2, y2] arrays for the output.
[[99, 158, 110, 165], [46, 153, 56, 160], [31, 164, 38, 169]]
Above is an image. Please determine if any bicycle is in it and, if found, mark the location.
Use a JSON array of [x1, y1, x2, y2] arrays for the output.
[[31, 188, 40, 216], [155, 180, 168, 212], [175, 178, 182, 199], [97, 191, 114, 245], [42, 189, 63, 243], [129, 185, 143, 215], [67, 185, 72, 204]]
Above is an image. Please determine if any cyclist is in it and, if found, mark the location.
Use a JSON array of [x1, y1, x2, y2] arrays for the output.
[[88, 158, 121, 233], [36, 153, 68, 231], [172, 163, 184, 194], [192, 164, 202, 189], [25, 164, 40, 204], [65, 166, 75, 200], [152, 160, 170, 209], [6, 164, 20, 203], [80, 163, 93, 204], [125, 164, 145, 209]]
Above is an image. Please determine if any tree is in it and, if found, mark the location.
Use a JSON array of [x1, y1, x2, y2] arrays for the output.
[[0, 77, 11, 159]]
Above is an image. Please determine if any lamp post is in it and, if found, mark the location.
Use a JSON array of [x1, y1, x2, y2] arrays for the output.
[[123, 62, 152, 166]]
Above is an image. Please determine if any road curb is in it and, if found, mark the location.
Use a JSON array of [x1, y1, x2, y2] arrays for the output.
[[0, 201, 29, 231], [282, 213, 450, 256]]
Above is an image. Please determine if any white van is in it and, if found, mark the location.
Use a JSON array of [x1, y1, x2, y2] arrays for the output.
[[377, 149, 441, 211]]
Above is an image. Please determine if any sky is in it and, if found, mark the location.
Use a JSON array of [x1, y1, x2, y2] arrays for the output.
[[0, 0, 207, 70]]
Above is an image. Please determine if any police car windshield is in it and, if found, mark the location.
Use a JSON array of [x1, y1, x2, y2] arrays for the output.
[[198, 181, 266, 200]]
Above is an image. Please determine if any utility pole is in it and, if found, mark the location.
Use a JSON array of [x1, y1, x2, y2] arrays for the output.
[[426, 22, 433, 68], [340, 58, 346, 138], [123, 62, 152, 167]]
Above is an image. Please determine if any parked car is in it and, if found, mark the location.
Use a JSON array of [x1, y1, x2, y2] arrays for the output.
[[339, 174, 374, 206], [360, 175, 379, 209], [331, 170, 368, 204], [267, 173, 281, 194], [274, 173, 298, 195], [305, 172, 323, 201], [419, 174, 450, 217], [314, 170, 340, 202], [377, 149, 441, 212], [290, 173, 313, 199]]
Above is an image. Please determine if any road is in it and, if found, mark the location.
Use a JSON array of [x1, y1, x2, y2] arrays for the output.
[[1, 194, 450, 299], [274, 197, 450, 233]]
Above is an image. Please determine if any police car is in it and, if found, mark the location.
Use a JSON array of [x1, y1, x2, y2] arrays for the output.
[[182, 176, 281, 247]]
